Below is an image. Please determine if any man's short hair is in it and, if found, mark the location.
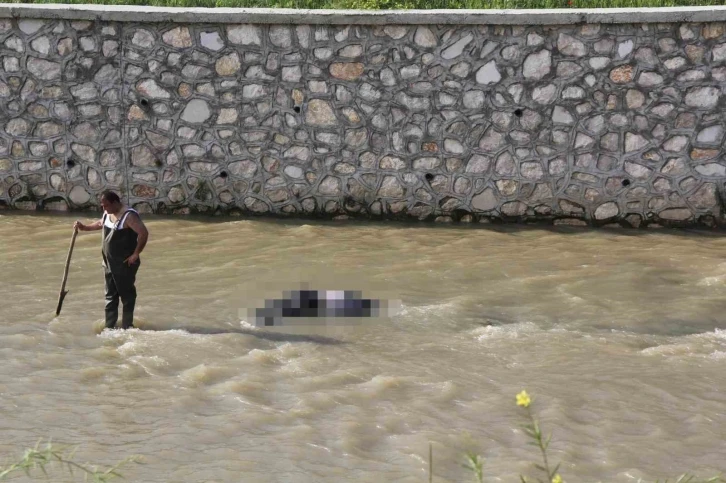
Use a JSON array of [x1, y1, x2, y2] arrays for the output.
[[100, 190, 121, 204]]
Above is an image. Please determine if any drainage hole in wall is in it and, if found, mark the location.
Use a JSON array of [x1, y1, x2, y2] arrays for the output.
[[293, 106, 301, 113], [66, 160, 76, 169], [220, 171, 228, 179], [514, 109, 523, 117], [622, 179, 631, 187], [140, 98, 149, 107], [425, 173, 435, 181]]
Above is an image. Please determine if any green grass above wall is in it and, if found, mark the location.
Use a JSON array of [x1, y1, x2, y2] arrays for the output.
[[5, 0, 726, 10]]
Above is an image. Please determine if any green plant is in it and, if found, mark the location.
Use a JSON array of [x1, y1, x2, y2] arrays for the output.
[[461, 391, 725, 483], [644, 476, 724, 483], [0, 440, 141, 482], [515, 390, 562, 483], [463, 451, 485, 483]]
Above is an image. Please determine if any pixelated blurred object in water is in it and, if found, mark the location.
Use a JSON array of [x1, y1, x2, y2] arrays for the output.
[[250, 289, 394, 327]]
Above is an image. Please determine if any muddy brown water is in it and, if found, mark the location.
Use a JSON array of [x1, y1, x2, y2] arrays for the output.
[[1, 212, 725, 482]]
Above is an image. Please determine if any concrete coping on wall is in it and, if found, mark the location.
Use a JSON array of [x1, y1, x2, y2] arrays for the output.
[[2, 3, 726, 25]]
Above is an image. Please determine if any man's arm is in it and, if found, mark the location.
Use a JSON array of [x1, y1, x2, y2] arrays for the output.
[[74, 218, 103, 232], [123, 213, 149, 265]]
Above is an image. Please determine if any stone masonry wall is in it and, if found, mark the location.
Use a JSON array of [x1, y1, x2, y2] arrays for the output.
[[2, 6, 726, 228]]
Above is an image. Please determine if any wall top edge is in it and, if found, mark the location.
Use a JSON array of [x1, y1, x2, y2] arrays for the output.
[[2, 3, 726, 25]]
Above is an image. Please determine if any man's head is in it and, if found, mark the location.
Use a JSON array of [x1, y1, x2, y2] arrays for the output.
[[100, 190, 122, 213]]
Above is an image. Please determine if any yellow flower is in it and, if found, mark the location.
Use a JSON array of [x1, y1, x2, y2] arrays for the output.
[[551, 474, 563, 483], [516, 390, 531, 408]]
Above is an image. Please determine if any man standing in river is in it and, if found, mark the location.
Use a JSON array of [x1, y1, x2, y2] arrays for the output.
[[74, 190, 149, 330]]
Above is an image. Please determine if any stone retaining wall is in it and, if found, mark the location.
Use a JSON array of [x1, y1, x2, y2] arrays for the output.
[[2, 5, 726, 227]]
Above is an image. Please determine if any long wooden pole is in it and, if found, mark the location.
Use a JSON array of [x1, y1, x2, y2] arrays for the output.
[[55, 227, 79, 316]]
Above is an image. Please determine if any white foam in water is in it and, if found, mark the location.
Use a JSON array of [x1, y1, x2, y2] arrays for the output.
[[688, 328, 726, 344], [471, 321, 540, 341], [99, 327, 197, 340], [130, 354, 168, 366], [100, 328, 209, 361], [641, 329, 726, 358], [640, 343, 693, 357], [116, 340, 139, 356], [97, 328, 134, 340], [397, 301, 455, 318], [696, 262, 726, 286], [240, 320, 258, 330], [128, 355, 169, 376], [696, 275, 726, 287]]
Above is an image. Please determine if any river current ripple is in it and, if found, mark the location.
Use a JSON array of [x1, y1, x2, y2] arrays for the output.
[[1, 213, 725, 482]]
